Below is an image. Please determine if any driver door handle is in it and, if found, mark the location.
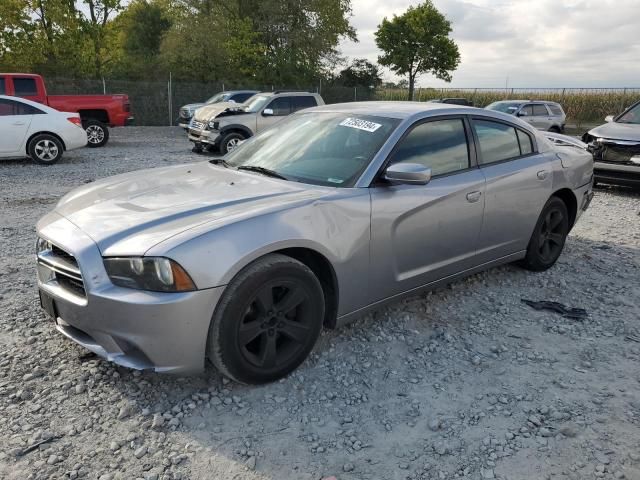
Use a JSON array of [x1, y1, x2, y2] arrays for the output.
[[466, 191, 482, 203]]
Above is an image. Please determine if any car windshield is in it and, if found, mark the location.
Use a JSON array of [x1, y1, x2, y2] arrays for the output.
[[617, 102, 640, 124], [224, 112, 400, 187], [205, 93, 227, 104], [241, 94, 271, 113], [486, 102, 523, 114]]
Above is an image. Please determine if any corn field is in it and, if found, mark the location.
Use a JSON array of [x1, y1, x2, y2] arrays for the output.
[[376, 87, 640, 128]]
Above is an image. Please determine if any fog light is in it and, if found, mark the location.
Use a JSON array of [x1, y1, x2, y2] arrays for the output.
[[631, 155, 640, 165]]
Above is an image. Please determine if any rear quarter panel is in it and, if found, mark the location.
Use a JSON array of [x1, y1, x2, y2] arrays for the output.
[[47, 95, 130, 126]]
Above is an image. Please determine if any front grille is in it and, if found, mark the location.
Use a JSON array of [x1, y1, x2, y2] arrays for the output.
[[37, 243, 86, 298], [191, 120, 205, 130]]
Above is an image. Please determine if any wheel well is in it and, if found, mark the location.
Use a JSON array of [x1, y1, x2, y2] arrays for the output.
[[220, 126, 252, 139], [552, 188, 577, 229], [79, 109, 109, 124], [276, 247, 339, 329], [25, 131, 66, 153]]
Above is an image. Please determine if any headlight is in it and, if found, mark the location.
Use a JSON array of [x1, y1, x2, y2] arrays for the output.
[[103, 257, 196, 292], [207, 120, 219, 130], [36, 237, 52, 254]]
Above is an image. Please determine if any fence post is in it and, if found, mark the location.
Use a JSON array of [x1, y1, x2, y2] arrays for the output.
[[622, 88, 627, 112], [102, 77, 106, 95], [354, 87, 357, 101], [168, 72, 173, 126]]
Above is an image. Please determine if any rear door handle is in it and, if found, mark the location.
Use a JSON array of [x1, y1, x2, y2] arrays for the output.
[[12, 121, 26, 126], [537, 170, 549, 180], [466, 191, 482, 203]]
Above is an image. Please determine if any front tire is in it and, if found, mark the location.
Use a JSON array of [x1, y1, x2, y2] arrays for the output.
[[219, 132, 246, 155], [207, 254, 325, 384], [28, 134, 63, 165], [521, 197, 569, 271], [84, 120, 109, 148]]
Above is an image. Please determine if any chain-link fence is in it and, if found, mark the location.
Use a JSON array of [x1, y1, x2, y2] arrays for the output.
[[45, 78, 640, 128]]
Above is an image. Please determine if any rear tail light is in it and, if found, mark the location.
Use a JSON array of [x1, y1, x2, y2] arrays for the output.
[[67, 117, 82, 127]]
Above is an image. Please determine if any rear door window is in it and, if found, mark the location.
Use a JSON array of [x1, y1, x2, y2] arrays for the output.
[[473, 119, 522, 164], [532, 104, 549, 116], [0, 98, 43, 116], [291, 96, 318, 112], [13, 77, 38, 96]]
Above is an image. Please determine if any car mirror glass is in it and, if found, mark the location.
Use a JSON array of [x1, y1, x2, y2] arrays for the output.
[[384, 163, 432, 185]]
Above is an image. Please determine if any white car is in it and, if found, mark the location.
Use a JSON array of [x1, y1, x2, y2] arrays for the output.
[[0, 95, 87, 165]]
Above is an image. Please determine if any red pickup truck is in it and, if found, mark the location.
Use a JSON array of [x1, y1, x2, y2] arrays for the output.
[[0, 73, 134, 147]]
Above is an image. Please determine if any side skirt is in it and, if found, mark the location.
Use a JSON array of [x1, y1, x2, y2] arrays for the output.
[[335, 251, 526, 328]]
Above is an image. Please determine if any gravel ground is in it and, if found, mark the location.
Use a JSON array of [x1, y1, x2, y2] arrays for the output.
[[1, 127, 639, 480]]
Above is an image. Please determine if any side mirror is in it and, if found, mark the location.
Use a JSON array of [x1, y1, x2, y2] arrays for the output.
[[384, 163, 432, 185], [605, 115, 614, 123], [262, 108, 274, 116], [517, 110, 528, 117]]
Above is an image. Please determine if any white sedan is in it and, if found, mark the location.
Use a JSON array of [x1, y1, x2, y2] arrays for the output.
[[0, 95, 87, 165]]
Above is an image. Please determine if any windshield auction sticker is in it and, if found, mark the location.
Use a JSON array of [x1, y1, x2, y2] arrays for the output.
[[339, 118, 382, 132]]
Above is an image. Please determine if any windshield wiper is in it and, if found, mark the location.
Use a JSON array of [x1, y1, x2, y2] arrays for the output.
[[209, 158, 231, 168], [237, 165, 289, 180]]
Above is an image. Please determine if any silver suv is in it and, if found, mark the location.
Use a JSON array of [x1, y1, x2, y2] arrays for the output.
[[486, 100, 566, 132], [178, 90, 258, 129], [188, 91, 325, 154]]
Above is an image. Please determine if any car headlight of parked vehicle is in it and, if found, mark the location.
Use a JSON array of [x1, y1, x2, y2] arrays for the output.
[[103, 257, 196, 292], [207, 120, 219, 131]]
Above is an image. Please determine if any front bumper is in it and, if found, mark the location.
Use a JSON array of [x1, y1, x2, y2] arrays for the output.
[[187, 127, 221, 146], [588, 139, 640, 187], [36, 212, 224, 374], [594, 161, 640, 187]]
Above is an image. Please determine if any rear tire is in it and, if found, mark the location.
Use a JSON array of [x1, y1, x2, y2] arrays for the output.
[[207, 254, 324, 384], [548, 126, 561, 133], [219, 132, 246, 155], [84, 120, 109, 148], [28, 134, 63, 165], [520, 197, 569, 271]]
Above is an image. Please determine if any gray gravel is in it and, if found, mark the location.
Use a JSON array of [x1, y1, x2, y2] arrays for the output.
[[1, 127, 640, 480]]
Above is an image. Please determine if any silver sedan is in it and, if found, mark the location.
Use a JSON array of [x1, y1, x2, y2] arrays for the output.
[[36, 102, 594, 384]]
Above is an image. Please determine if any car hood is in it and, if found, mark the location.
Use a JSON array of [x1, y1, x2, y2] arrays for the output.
[[55, 162, 330, 256], [193, 102, 241, 122], [181, 103, 205, 111], [588, 122, 640, 142]]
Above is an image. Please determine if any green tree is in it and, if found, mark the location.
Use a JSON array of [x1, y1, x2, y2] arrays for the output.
[[337, 58, 382, 88], [375, 1, 460, 100]]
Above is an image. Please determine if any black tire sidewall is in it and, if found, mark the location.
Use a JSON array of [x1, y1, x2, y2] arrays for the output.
[[84, 120, 109, 148], [523, 197, 569, 271], [208, 255, 324, 384], [28, 134, 63, 165], [219, 132, 245, 155]]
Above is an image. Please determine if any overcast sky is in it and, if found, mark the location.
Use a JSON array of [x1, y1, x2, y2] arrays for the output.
[[339, 0, 640, 88]]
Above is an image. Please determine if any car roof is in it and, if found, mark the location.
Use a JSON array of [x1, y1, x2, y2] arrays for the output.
[[224, 90, 259, 94], [492, 99, 561, 106], [308, 101, 477, 119]]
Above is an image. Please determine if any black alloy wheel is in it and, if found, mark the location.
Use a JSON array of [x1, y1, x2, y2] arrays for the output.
[[207, 254, 324, 384], [521, 196, 569, 271]]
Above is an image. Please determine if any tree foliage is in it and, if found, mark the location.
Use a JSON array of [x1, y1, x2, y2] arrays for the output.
[[0, 0, 358, 87], [337, 58, 382, 88], [375, 1, 460, 100]]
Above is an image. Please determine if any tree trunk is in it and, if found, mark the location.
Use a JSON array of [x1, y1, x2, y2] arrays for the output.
[[408, 72, 415, 101]]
